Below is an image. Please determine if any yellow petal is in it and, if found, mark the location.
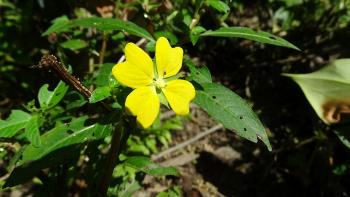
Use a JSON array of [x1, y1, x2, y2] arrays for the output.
[[125, 43, 154, 79], [112, 43, 155, 89], [156, 37, 183, 78], [125, 86, 160, 128], [112, 61, 153, 89], [162, 79, 195, 115]]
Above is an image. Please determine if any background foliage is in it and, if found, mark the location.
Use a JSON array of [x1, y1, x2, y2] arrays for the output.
[[1, 0, 350, 196]]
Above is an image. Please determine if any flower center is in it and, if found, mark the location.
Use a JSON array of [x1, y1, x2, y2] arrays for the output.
[[154, 78, 166, 89]]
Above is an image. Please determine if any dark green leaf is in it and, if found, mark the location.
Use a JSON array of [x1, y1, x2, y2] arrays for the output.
[[194, 83, 272, 150], [206, 0, 230, 13], [125, 156, 179, 176], [200, 27, 300, 50], [25, 115, 41, 147], [43, 17, 154, 41], [38, 81, 69, 109], [0, 110, 31, 138], [60, 39, 88, 51], [89, 86, 111, 103], [4, 144, 81, 188]]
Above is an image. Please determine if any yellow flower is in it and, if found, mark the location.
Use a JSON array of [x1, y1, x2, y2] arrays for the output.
[[112, 37, 196, 128]]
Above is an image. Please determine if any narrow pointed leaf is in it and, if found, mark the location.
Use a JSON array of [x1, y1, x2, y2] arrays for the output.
[[200, 27, 299, 50], [43, 17, 154, 41]]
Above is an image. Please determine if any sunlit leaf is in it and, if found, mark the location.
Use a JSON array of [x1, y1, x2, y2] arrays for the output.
[[124, 156, 179, 176], [89, 86, 111, 103], [38, 81, 69, 109], [206, 0, 230, 13], [25, 115, 41, 147], [284, 59, 350, 124], [0, 110, 31, 138], [156, 186, 181, 197]]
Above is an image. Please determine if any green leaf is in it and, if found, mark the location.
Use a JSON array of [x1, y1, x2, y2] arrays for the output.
[[124, 156, 179, 176], [190, 26, 206, 45], [38, 81, 69, 109], [43, 17, 154, 41], [42, 15, 70, 35], [112, 180, 141, 197], [194, 83, 272, 150], [4, 144, 81, 188], [283, 59, 350, 124], [0, 110, 31, 138], [89, 86, 111, 103], [206, 0, 230, 13], [156, 186, 181, 197], [154, 31, 178, 45], [17, 117, 112, 165], [25, 115, 41, 147], [335, 130, 350, 149], [95, 63, 115, 86], [200, 27, 300, 50], [185, 60, 212, 84], [60, 39, 88, 51]]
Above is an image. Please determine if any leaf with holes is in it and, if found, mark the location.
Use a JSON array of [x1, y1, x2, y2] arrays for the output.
[[185, 60, 212, 84], [25, 115, 41, 147], [0, 110, 31, 138], [38, 81, 69, 109], [43, 17, 154, 41], [194, 83, 271, 150], [200, 27, 299, 50], [124, 156, 179, 176]]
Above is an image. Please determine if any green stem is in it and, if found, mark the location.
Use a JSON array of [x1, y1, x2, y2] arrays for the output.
[[97, 118, 133, 196], [99, 32, 108, 65]]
